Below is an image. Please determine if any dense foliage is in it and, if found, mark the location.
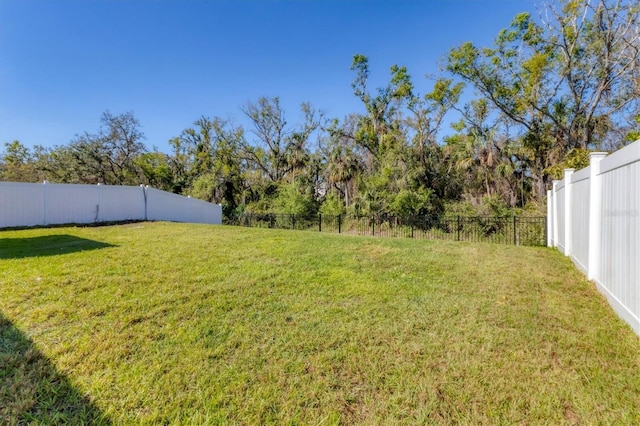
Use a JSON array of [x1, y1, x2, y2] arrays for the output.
[[2, 0, 639, 220]]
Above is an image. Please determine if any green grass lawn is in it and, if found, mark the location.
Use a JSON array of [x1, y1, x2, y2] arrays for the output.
[[1, 222, 639, 424]]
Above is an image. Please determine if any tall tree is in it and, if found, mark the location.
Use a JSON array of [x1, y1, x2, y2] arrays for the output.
[[135, 151, 173, 191], [446, 100, 526, 208], [241, 97, 320, 185], [100, 111, 147, 183], [59, 111, 147, 185], [188, 118, 246, 218], [405, 78, 464, 203], [324, 118, 363, 208], [178, 116, 216, 180], [447, 0, 640, 199], [350, 54, 413, 162], [546, 0, 640, 149], [240, 97, 289, 184], [0, 141, 40, 182], [447, 12, 558, 200], [238, 97, 323, 213]]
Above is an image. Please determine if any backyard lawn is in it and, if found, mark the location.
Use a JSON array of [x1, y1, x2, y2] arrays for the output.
[[1, 222, 639, 424]]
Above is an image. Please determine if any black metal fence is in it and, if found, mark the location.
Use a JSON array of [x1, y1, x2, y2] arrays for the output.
[[229, 214, 547, 246]]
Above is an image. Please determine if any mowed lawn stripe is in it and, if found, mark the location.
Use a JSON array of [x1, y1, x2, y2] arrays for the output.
[[1, 222, 639, 424]]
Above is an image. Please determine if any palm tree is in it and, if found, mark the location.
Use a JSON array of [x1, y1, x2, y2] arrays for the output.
[[325, 145, 361, 207]]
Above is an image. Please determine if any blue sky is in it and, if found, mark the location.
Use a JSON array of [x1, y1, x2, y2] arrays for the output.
[[1, 0, 538, 152]]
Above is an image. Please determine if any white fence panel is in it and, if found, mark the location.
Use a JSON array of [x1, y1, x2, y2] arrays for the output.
[[45, 183, 101, 225], [146, 187, 221, 224], [100, 185, 146, 222], [569, 167, 590, 274], [598, 144, 640, 332], [555, 182, 566, 252], [186, 196, 223, 224], [547, 140, 640, 335], [1, 182, 222, 228], [0, 182, 45, 227], [146, 188, 184, 222]]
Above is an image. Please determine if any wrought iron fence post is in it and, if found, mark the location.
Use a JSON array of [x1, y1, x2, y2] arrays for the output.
[[318, 214, 322, 232], [371, 217, 375, 236], [338, 215, 342, 234], [457, 215, 461, 241], [513, 216, 517, 245]]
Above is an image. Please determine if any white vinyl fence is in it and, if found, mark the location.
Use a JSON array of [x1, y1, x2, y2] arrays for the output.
[[548, 140, 640, 334], [0, 182, 222, 228]]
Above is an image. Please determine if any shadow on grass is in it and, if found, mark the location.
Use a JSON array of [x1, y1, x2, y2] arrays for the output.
[[0, 235, 115, 259], [0, 313, 111, 424]]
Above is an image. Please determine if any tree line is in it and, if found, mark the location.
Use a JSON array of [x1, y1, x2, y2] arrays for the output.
[[2, 0, 639, 221]]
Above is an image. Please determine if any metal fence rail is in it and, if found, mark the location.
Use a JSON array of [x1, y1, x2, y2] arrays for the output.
[[231, 214, 547, 246]]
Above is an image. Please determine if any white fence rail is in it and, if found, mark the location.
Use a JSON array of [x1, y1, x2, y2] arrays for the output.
[[548, 140, 640, 334], [0, 182, 222, 228]]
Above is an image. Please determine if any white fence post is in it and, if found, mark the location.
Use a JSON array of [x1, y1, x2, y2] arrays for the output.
[[42, 180, 48, 225], [563, 169, 575, 256], [552, 180, 559, 247], [587, 152, 608, 281], [97, 183, 103, 222], [142, 185, 148, 221], [547, 189, 553, 247]]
